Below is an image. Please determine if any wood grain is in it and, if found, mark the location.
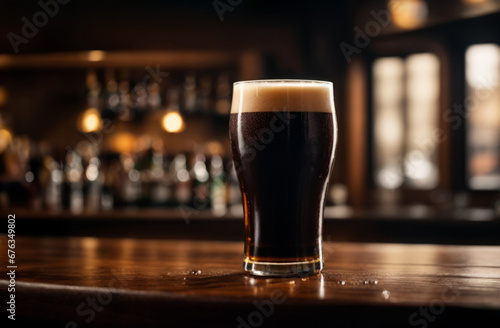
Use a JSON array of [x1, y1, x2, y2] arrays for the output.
[[1, 236, 500, 327]]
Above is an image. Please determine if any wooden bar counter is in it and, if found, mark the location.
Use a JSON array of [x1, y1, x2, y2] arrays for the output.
[[1, 235, 500, 327]]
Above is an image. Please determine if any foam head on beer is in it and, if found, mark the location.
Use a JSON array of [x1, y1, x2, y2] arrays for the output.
[[231, 80, 334, 113]]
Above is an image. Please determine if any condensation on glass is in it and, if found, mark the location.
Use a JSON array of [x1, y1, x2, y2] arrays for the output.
[[466, 44, 500, 190], [373, 53, 440, 189]]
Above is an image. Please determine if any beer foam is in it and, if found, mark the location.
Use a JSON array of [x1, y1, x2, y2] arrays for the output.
[[231, 80, 334, 113]]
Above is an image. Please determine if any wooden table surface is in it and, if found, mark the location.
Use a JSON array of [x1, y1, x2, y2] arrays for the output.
[[1, 236, 500, 327]]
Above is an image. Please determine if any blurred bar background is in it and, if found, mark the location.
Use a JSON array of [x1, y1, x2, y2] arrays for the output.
[[0, 0, 499, 244]]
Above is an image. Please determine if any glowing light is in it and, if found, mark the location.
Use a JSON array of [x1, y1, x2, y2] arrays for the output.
[[373, 57, 405, 190], [25, 171, 34, 183], [177, 169, 190, 182], [88, 50, 105, 62], [404, 152, 438, 188], [162, 112, 185, 133], [0, 128, 12, 152], [405, 53, 440, 189], [377, 166, 404, 189], [207, 141, 224, 156], [108, 133, 136, 154], [466, 44, 500, 89], [388, 0, 428, 29], [466, 44, 500, 190], [193, 162, 209, 182], [85, 164, 99, 182], [128, 169, 140, 182], [373, 57, 404, 106], [78, 108, 102, 133]]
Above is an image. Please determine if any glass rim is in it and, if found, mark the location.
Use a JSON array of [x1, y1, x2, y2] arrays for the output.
[[233, 79, 333, 86]]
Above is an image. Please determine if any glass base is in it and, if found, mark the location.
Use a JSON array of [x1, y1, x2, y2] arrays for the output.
[[243, 258, 323, 277]]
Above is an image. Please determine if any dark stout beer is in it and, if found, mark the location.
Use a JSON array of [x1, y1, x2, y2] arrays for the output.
[[229, 81, 337, 276]]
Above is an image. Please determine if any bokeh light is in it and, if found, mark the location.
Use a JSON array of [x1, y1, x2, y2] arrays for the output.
[[78, 108, 102, 133], [162, 112, 185, 133]]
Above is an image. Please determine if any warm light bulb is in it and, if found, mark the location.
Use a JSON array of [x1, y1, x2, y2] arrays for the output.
[[88, 50, 105, 62], [79, 108, 102, 133], [388, 0, 427, 29], [162, 112, 184, 133]]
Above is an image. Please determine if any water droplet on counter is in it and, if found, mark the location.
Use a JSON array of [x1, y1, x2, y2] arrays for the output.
[[363, 281, 369, 285], [183, 277, 187, 280], [289, 280, 296, 285], [190, 270, 202, 275], [301, 278, 307, 282], [371, 280, 379, 285], [337, 280, 346, 285], [382, 290, 390, 300]]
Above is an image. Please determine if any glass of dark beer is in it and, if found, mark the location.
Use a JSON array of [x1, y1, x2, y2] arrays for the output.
[[229, 80, 337, 276]]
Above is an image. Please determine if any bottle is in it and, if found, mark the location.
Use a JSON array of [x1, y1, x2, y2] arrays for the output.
[[84, 155, 101, 212], [63, 150, 84, 214], [147, 81, 162, 111], [86, 69, 102, 110], [210, 155, 227, 216], [25, 141, 43, 209], [183, 72, 198, 114], [117, 70, 133, 121], [131, 73, 149, 120], [42, 156, 62, 212], [102, 69, 120, 119], [226, 161, 242, 212], [100, 163, 114, 211], [215, 73, 231, 115], [120, 153, 141, 206], [198, 74, 213, 113], [102, 158, 121, 210], [166, 86, 181, 113], [191, 152, 210, 210], [149, 148, 173, 206], [172, 154, 192, 205]]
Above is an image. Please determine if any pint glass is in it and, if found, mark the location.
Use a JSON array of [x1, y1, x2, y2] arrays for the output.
[[229, 80, 337, 276]]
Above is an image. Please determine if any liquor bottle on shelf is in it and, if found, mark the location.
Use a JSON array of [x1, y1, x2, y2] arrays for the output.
[[149, 147, 173, 206], [86, 69, 101, 110], [226, 161, 242, 212], [117, 70, 133, 121], [63, 150, 84, 213], [131, 73, 149, 120], [84, 155, 101, 212], [100, 163, 114, 211], [215, 73, 231, 115], [134, 138, 153, 205], [166, 86, 181, 112], [120, 153, 141, 206], [147, 81, 162, 112], [210, 154, 227, 216], [191, 152, 210, 210], [42, 156, 62, 212], [172, 154, 192, 205], [198, 74, 213, 113], [102, 157, 122, 210], [183, 72, 198, 114], [102, 69, 121, 119], [25, 142, 43, 210]]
